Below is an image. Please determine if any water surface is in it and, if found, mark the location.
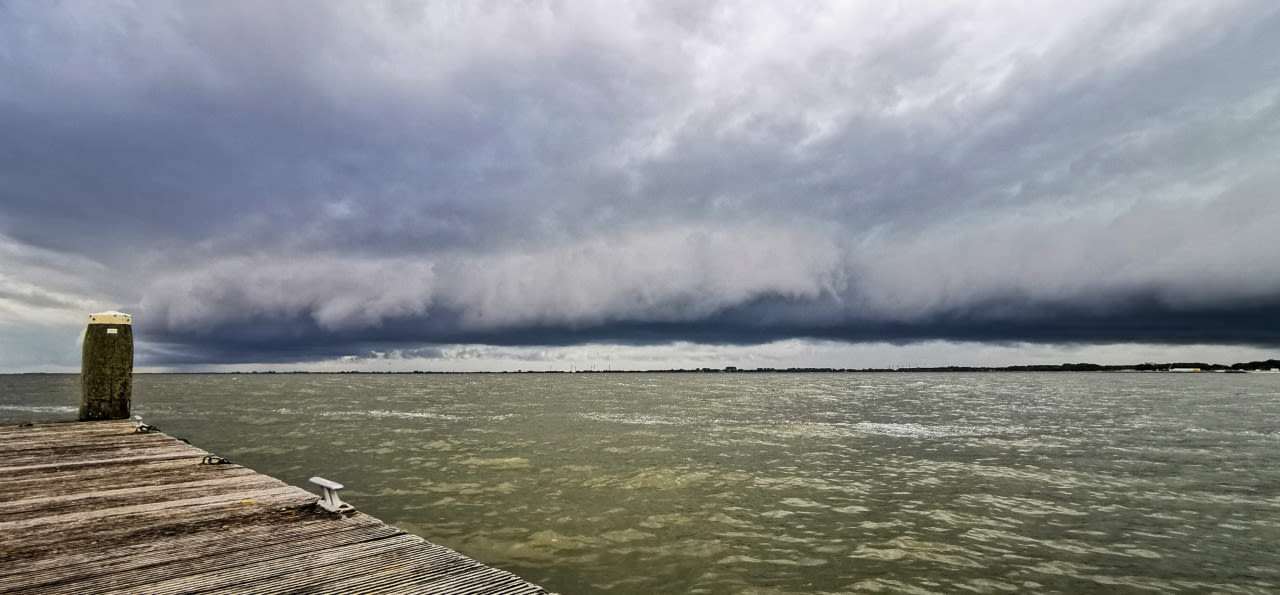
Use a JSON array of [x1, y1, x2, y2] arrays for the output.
[[3, 372, 1278, 593]]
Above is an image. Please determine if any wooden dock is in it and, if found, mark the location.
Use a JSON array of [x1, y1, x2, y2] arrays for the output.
[[0, 420, 551, 594]]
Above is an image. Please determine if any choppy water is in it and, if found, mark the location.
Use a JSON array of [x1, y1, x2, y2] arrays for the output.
[[3, 372, 1279, 593]]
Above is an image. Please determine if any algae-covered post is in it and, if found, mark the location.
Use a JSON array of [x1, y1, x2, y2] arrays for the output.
[[79, 311, 133, 420]]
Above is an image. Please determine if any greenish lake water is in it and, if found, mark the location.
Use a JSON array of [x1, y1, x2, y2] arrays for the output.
[[3, 372, 1278, 593]]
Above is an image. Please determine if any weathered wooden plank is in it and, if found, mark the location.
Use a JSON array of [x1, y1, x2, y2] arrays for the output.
[[0, 420, 552, 595], [366, 559, 545, 595], [0, 428, 170, 452], [0, 423, 209, 479], [3, 459, 254, 502], [296, 531, 549, 595], [109, 533, 432, 595], [0, 420, 130, 436], [1, 485, 311, 551], [0, 432, 178, 454], [2, 454, 219, 484], [1, 475, 297, 527], [21, 519, 406, 595], [0, 451, 209, 478], [0, 440, 200, 468], [229, 541, 490, 595], [317, 554, 499, 595], [1, 472, 278, 521], [0, 512, 385, 582], [424, 573, 541, 595], [0, 421, 142, 443], [303, 554, 484, 595]]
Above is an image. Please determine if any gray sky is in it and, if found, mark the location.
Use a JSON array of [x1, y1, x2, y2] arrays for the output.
[[2, 1, 1278, 372]]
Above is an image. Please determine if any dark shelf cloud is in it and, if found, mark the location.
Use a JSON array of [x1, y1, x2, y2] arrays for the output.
[[2, 2, 1278, 369]]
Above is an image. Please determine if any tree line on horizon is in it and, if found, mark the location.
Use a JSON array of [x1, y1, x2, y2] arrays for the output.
[[123, 358, 1280, 374]]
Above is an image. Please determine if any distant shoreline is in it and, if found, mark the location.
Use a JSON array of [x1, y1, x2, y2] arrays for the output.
[[14, 359, 1280, 375]]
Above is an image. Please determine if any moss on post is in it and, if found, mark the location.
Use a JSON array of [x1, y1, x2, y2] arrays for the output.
[[80, 311, 133, 421]]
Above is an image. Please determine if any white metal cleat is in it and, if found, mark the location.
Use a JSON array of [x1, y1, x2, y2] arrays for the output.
[[310, 476, 355, 513]]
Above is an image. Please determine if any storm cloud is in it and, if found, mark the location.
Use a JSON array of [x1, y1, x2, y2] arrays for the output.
[[2, 1, 1279, 368]]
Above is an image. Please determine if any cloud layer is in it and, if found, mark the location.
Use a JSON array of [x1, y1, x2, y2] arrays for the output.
[[2, 1, 1278, 367]]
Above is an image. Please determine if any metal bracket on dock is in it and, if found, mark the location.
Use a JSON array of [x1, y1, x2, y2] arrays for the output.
[[132, 415, 157, 434], [310, 476, 354, 513]]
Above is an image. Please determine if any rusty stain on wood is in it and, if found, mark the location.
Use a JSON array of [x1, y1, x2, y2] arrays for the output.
[[0, 420, 551, 594]]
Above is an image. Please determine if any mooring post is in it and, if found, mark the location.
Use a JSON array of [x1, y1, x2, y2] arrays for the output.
[[310, 477, 354, 513], [79, 311, 133, 421]]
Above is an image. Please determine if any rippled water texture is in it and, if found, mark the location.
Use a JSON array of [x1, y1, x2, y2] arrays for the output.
[[4, 372, 1278, 593]]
